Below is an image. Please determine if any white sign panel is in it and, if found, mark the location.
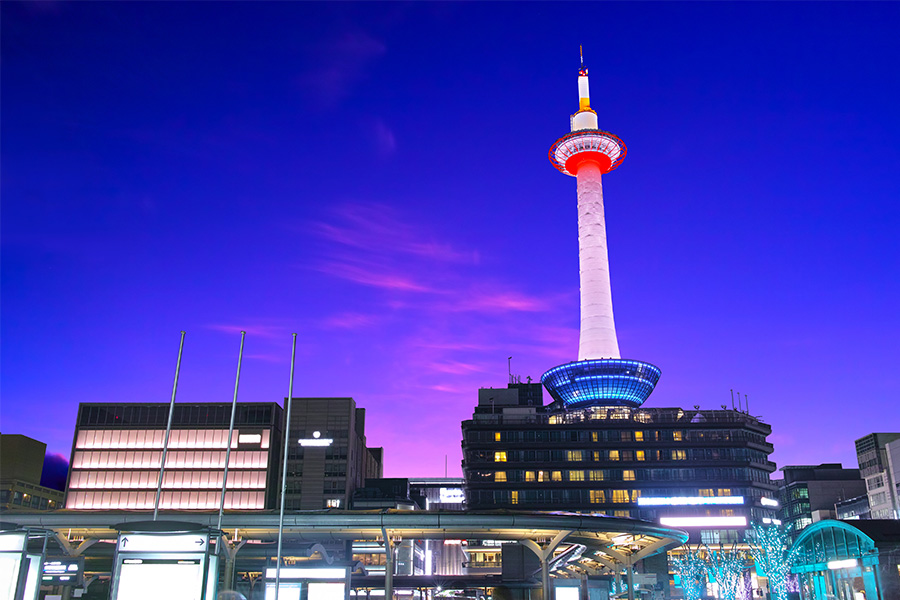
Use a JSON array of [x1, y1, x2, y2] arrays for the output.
[[0, 533, 26, 552], [118, 534, 207, 553], [117, 561, 204, 600]]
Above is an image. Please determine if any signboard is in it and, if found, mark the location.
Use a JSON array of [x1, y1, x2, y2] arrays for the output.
[[112, 530, 216, 600], [42, 557, 84, 586], [118, 534, 208, 553]]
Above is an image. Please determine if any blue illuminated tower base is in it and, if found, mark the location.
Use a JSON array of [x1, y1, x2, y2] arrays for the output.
[[541, 359, 661, 409]]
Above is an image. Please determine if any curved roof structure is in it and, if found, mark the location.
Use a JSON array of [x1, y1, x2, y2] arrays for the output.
[[3, 509, 687, 573]]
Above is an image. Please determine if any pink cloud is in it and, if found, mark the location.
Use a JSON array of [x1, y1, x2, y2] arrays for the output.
[[320, 312, 380, 330], [318, 261, 434, 292], [446, 290, 551, 313], [311, 203, 474, 263], [425, 360, 486, 375]]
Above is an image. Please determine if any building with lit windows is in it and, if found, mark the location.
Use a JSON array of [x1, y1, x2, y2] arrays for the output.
[[283, 397, 383, 510], [462, 382, 779, 544], [855, 432, 900, 519], [66, 402, 283, 510], [0, 434, 65, 511], [773, 463, 865, 539]]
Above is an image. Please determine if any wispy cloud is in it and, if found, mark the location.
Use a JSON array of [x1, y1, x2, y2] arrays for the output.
[[443, 290, 551, 313], [320, 312, 381, 330], [425, 360, 486, 375], [311, 202, 474, 263], [206, 323, 286, 339], [299, 31, 387, 108], [317, 260, 435, 292]]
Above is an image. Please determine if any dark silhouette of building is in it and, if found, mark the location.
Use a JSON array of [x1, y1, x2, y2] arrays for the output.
[[0, 434, 65, 510]]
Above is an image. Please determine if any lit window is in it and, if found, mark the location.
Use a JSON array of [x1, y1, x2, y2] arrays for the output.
[[636, 451, 645, 461], [495, 472, 507, 482], [590, 470, 604, 481], [538, 471, 548, 482], [623, 470, 635, 481], [567, 450, 583, 462], [593, 451, 601, 461], [590, 490, 605, 504], [671, 450, 686, 460], [552, 471, 562, 482], [494, 452, 507, 462], [673, 431, 683, 442], [591, 432, 599, 442], [718, 489, 732, 496], [525, 471, 536, 482], [634, 431, 644, 442], [569, 470, 585, 482], [494, 432, 501, 442], [510, 491, 519, 505], [609, 450, 620, 461], [612, 490, 629, 503], [326, 499, 341, 508], [614, 510, 630, 518], [631, 490, 640, 502], [700, 489, 715, 497]]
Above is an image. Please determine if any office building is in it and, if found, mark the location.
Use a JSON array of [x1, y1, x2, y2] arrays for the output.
[[855, 432, 900, 519], [835, 494, 870, 520], [462, 383, 778, 542], [774, 463, 865, 537], [283, 397, 383, 510], [65, 402, 283, 510], [0, 434, 65, 511]]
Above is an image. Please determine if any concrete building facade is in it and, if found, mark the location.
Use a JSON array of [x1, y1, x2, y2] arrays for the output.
[[283, 397, 383, 510], [855, 432, 900, 519], [774, 463, 866, 538]]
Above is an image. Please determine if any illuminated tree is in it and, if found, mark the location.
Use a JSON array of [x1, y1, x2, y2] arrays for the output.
[[745, 522, 796, 600], [671, 546, 707, 600], [703, 543, 746, 600]]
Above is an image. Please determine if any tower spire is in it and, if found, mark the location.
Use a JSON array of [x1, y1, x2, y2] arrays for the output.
[[542, 52, 660, 410]]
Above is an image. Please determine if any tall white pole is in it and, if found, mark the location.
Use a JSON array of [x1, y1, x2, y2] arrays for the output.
[[576, 163, 620, 360], [154, 331, 185, 520], [274, 333, 297, 600], [218, 331, 246, 533]]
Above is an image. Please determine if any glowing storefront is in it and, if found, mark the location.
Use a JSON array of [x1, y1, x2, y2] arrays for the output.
[[790, 520, 900, 600]]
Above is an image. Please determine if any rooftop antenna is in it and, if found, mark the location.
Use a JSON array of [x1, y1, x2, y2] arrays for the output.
[[508, 356, 513, 384], [745, 394, 749, 414], [730, 389, 735, 410], [737, 392, 743, 413]]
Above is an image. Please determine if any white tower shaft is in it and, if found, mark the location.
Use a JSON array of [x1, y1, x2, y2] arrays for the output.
[[576, 162, 620, 360]]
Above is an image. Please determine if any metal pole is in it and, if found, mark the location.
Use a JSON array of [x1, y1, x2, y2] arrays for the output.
[[218, 331, 246, 533], [382, 527, 393, 600], [274, 333, 297, 600], [154, 331, 186, 520]]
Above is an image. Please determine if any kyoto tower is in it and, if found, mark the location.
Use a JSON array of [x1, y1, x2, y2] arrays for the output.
[[541, 53, 661, 409]]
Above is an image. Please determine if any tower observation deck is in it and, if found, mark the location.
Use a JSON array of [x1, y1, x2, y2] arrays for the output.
[[541, 57, 660, 409]]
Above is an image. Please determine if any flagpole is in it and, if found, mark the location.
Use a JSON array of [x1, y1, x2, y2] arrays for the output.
[[218, 331, 246, 532], [274, 333, 297, 600], [154, 331, 185, 520]]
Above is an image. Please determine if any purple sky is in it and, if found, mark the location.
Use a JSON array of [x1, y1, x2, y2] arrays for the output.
[[3, 2, 899, 478]]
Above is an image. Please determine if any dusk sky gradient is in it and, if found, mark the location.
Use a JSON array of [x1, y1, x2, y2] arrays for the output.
[[3, 2, 899, 479]]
